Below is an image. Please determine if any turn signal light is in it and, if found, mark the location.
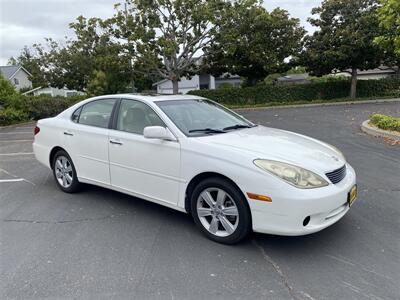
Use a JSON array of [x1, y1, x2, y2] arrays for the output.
[[247, 192, 272, 202], [34, 126, 40, 135]]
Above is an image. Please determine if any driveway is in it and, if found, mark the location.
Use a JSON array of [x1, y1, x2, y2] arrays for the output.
[[1, 101, 399, 300]]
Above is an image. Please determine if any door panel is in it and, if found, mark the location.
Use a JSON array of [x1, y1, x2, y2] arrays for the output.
[[109, 130, 181, 204], [66, 99, 116, 185], [109, 99, 181, 205]]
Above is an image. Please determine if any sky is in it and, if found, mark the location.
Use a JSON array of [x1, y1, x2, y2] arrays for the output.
[[0, 0, 321, 65]]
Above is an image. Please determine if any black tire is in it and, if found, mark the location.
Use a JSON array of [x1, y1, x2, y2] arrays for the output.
[[52, 150, 81, 193], [190, 177, 252, 244]]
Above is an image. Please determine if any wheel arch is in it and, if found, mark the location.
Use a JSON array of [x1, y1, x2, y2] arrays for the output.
[[49, 146, 67, 169], [184, 172, 251, 218]]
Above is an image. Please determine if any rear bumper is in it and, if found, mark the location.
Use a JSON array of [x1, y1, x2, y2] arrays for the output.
[[33, 142, 51, 169], [248, 163, 356, 236]]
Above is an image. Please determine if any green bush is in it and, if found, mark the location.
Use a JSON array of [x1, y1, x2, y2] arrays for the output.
[[188, 77, 400, 105], [0, 93, 85, 126], [0, 107, 28, 126], [0, 74, 17, 99], [370, 114, 400, 132]]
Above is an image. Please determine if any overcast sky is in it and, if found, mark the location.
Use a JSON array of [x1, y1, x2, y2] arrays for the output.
[[0, 0, 321, 65]]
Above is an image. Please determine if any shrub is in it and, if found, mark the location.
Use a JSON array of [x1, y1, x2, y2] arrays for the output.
[[0, 93, 85, 126], [370, 114, 400, 132], [0, 74, 17, 99], [0, 107, 28, 126], [188, 77, 400, 105]]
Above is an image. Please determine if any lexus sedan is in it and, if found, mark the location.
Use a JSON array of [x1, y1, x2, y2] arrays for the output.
[[33, 94, 357, 244]]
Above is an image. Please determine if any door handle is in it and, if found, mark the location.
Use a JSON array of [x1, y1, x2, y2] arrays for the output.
[[109, 139, 123, 145], [64, 131, 73, 136]]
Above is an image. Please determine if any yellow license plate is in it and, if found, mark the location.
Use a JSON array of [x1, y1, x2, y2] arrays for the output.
[[348, 185, 357, 206]]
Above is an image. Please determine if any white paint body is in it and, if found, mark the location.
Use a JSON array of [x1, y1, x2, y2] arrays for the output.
[[33, 94, 356, 236]]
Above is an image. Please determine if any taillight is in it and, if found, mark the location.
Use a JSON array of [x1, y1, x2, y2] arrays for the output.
[[34, 126, 40, 135]]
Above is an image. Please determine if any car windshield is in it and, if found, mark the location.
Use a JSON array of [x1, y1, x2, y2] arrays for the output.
[[155, 99, 255, 136]]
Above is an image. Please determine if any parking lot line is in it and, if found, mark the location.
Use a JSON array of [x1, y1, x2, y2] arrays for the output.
[[0, 140, 33, 142], [0, 152, 34, 156], [0, 178, 25, 183]]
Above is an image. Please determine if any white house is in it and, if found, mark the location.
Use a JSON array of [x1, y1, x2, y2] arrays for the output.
[[333, 67, 399, 80], [153, 74, 242, 94], [23, 86, 85, 97], [0, 65, 32, 91]]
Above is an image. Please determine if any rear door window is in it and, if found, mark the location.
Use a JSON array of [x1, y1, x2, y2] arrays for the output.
[[78, 99, 116, 128]]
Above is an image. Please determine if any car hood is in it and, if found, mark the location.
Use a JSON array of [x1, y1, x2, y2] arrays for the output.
[[197, 125, 345, 173]]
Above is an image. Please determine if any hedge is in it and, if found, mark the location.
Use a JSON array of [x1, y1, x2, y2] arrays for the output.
[[188, 77, 400, 105], [370, 114, 400, 132], [0, 94, 85, 126]]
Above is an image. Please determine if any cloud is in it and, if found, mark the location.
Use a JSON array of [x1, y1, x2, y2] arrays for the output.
[[0, 0, 322, 65]]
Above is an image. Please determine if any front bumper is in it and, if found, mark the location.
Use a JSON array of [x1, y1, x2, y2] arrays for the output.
[[247, 163, 356, 236]]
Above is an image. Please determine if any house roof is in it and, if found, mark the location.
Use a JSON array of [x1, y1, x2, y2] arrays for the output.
[[0, 65, 32, 79], [336, 67, 398, 76], [277, 73, 309, 82]]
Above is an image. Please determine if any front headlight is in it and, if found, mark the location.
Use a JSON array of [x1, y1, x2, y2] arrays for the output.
[[254, 159, 329, 189]]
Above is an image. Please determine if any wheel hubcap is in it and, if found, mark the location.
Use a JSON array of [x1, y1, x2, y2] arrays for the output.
[[55, 156, 73, 188], [196, 187, 239, 237]]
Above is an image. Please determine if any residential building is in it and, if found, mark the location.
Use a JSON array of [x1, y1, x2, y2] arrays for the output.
[[23, 86, 85, 97], [0, 65, 32, 91], [333, 67, 398, 80], [153, 74, 242, 94]]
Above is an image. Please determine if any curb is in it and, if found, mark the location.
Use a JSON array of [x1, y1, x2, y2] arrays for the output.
[[234, 98, 400, 112], [361, 120, 400, 141]]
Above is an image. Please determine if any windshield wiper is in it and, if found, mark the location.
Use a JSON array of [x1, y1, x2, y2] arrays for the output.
[[223, 124, 252, 131], [189, 128, 226, 134]]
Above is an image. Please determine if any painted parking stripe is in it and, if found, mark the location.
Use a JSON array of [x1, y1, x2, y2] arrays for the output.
[[0, 178, 25, 183], [0, 132, 32, 135], [0, 152, 34, 156], [0, 140, 33, 142]]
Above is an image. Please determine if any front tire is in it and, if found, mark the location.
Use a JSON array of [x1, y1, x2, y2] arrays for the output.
[[191, 177, 251, 244], [52, 150, 81, 193]]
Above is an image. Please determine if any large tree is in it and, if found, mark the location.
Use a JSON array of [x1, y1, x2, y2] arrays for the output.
[[301, 0, 383, 98], [374, 0, 400, 70], [203, 0, 305, 86], [110, 0, 228, 94]]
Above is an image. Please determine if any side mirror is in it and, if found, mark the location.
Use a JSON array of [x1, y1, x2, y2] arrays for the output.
[[143, 126, 176, 141]]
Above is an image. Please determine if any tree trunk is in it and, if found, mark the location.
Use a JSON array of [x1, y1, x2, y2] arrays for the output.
[[172, 79, 179, 94], [350, 68, 357, 99]]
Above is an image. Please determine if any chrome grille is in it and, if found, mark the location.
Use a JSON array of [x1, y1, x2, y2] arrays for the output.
[[325, 165, 346, 184]]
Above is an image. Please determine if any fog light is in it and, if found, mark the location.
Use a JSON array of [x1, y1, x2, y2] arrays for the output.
[[303, 216, 310, 226]]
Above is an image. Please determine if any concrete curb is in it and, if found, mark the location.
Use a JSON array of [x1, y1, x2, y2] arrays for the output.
[[361, 120, 400, 141], [234, 98, 400, 112]]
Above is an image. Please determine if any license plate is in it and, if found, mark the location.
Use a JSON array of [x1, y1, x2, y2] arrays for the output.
[[348, 185, 357, 206]]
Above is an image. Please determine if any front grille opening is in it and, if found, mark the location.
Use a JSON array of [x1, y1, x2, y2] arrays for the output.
[[325, 165, 346, 184]]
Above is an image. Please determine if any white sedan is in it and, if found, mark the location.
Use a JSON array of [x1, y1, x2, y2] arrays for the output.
[[33, 94, 357, 244]]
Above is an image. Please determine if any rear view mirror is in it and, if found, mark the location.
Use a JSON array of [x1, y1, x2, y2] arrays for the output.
[[143, 126, 176, 141]]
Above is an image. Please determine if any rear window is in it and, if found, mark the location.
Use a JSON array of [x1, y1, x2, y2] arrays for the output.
[[77, 99, 116, 128]]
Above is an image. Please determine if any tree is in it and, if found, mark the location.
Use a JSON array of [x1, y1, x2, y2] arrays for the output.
[[8, 46, 48, 88], [110, 0, 228, 94], [204, 1, 305, 86], [374, 0, 400, 71], [301, 0, 383, 98]]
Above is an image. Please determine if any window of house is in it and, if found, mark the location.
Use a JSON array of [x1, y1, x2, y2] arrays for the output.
[[14, 78, 19, 85]]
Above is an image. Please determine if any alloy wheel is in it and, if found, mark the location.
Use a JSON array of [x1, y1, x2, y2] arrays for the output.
[[196, 187, 239, 237], [55, 156, 73, 188]]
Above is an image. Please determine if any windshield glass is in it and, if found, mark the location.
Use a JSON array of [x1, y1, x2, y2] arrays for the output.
[[155, 99, 254, 136]]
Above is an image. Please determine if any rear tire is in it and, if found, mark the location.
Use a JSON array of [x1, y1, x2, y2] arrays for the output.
[[52, 150, 81, 193], [190, 177, 251, 244]]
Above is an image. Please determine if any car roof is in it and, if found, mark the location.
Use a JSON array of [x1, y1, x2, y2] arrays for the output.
[[100, 93, 204, 103]]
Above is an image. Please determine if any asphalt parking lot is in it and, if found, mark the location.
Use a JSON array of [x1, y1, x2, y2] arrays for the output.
[[1, 101, 399, 300]]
